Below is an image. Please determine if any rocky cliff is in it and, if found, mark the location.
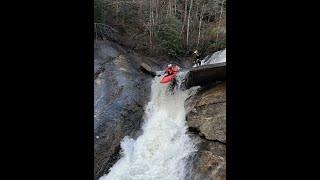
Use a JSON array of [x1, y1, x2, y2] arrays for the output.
[[94, 40, 156, 179], [186, 82, 226, 180]]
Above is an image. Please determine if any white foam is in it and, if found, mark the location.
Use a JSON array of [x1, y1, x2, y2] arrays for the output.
[[193, 48, 226, 67]]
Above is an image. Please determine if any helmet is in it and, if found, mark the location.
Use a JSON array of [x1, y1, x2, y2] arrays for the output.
[[168, 64, 172, 67]]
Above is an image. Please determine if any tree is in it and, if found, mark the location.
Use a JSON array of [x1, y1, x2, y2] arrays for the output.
[[186, 0, 193, 49], [94, 0, 226, 56]]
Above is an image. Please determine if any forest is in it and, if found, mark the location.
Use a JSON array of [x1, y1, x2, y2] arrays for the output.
[[94, 0, 226, 58]]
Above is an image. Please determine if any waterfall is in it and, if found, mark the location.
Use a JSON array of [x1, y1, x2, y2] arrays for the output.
[[99, 72, 199, 180]]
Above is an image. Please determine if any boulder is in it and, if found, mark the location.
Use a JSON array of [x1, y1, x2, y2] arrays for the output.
[[186, 82, 226, 180], [185, 136, 226, 180], [187, 82, 226, 142], [139, 62, 156, 76], [184, 62, 226, 88]]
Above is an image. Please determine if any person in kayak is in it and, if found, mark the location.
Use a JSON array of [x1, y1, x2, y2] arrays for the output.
[[163, 64, 180, 92], [163, 64, 180, 76], [193, 49, 201, 67], [164, 64, 175, 76]]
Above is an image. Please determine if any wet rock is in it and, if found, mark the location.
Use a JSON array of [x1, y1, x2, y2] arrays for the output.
[[94, 40, 153, 179], [186, 135, 226, 180], [184, 62, 226, 88], [94, 40, 127, 78], [186, 82, 226, 180], [193, 151, 225, 180], [187, 82, 226, 142], [139, 62, 156, 76], [188, 102, 226, 142], [186, 136, 226, 180]]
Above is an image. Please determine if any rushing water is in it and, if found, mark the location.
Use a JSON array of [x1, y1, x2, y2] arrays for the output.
[[193, 48, 226, 67], [99, 72, 199, 180]]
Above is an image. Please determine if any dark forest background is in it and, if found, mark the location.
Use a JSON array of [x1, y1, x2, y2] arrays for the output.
[[95, 0, 226, 58]]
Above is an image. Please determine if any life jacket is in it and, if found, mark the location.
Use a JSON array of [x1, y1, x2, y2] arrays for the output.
[[165, 65, 179, 75], [172, 65, 180, 72], [165, 67, 174, 75]]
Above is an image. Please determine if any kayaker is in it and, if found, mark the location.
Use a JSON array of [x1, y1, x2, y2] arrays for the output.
[[165, 64, 174, 75], [159, 64, 177, 77], [162, 64, 179, 92], [193, 49, 201, 66]]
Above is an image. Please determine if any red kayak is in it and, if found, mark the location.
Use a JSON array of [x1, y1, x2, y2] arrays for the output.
[[160, 65, 180, 83], [160, 72, 178, 83]]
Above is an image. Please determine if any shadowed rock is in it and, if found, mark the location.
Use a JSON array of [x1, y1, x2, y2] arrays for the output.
[[185, 82, 226, 180], [187, 82, 226, 142], [184, 62, 226, 88]]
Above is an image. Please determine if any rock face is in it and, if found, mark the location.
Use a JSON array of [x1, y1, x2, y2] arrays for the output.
[[186, 82, 226, 180], [184, 62, 226, 88], [94, 40, 154, 179]]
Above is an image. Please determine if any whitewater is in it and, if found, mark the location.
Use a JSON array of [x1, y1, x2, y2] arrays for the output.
[[193, 48, 226, 67], [99, 72, 199, 180]]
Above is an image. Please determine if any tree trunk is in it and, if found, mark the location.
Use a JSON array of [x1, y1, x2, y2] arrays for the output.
[[180, 0, 188, 35], [197, 4, 205, 47], [155, 0, 158, 24], [195, 1, 199, 20], [151, 0, 155, 25], [174, 0, 177, 16], [216, 0, 225, 42], [168, 0, 170, 17], [186, 0, 193, 49], [138, 0, 142, 14], [169, 0, 172, 17], [116, 0, 119, 23], [149, 0, 153, 48]]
